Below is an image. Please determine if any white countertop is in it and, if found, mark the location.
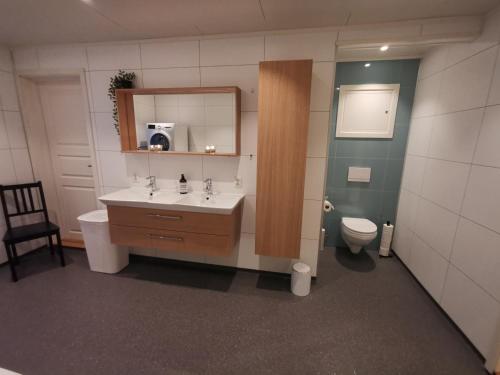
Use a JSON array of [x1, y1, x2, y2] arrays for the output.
[[98, 187, 245, 215]]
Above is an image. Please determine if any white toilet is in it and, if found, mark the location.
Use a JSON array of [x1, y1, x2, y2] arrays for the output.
[[341, 217, 378, 254]]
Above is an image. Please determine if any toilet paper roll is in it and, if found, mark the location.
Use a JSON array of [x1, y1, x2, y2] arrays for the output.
[[323, 200, 334, 213], [379, 223, 394, 257]]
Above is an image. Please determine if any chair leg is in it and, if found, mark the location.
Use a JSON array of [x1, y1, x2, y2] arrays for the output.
[[4, 243, 18, 282], [55, 231, 65, 267], [48, 235, 54, 255], [11, 244, 19, 265]]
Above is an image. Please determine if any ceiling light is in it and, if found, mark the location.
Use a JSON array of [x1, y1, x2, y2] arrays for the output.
[[364, 63, 371, 67], [380, 45, 389, 52]]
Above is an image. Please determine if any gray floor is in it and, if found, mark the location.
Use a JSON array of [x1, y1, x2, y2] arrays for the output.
[[0, 246, 487, 375]]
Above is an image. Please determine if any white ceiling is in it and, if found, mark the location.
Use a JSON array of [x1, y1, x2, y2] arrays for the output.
[[0, 0, 498, 46]]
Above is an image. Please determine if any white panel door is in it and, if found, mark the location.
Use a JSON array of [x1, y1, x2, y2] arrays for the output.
[[38, 79, 97, 241]]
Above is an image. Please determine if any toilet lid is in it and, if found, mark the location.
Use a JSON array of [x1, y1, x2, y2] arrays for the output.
[[342, 217, 377, 234]]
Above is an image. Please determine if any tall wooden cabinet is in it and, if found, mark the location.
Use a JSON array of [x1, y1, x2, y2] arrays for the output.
[[255, 60, 313, 258]]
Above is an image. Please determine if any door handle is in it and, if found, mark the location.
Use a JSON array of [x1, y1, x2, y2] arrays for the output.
[[149, 234, 183, 242], [146, 213, 182, 221]]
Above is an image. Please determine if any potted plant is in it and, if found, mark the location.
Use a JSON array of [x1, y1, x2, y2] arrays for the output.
[[108, 70, 136, 135]]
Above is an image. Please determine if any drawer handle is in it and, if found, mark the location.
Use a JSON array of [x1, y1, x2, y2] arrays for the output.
[[149, 234, 184, 242], [146, 214, 182, 221]]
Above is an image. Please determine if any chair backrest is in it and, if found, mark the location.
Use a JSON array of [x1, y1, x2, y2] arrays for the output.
[[0, 181, 50, 231]]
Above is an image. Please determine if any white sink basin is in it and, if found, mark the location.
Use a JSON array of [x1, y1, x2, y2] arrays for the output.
[[99, 187, 244, 214], [173, 193, 244, 213]]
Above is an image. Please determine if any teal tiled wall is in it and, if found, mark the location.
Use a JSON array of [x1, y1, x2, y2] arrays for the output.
[[325, 59, 419, 250]]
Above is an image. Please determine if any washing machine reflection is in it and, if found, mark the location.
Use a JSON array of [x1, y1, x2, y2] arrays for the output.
[[146, 123, 187, 151]]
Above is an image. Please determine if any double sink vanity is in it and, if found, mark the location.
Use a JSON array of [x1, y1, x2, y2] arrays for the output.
[[107, 59, 313, 260], [99, 185, 244, 257]]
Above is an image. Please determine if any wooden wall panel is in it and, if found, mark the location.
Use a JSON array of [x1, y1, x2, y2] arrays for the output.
[[255, 60, 313, 258]]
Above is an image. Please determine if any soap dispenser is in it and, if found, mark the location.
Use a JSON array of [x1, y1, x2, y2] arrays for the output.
[[179, 174, 188, 194]]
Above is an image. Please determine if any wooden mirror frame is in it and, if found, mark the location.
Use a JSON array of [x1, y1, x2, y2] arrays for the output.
[[115, 86, 241, 156]]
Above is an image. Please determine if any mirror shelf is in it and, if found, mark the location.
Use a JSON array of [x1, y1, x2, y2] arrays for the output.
[[116, 86, 241, 156]]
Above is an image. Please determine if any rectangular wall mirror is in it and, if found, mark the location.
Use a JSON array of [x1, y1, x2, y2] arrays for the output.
[[116, 87, 241, 156]]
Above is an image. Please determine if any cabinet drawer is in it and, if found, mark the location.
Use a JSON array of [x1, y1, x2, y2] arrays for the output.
[[107, 205, 234, 235], [109, 224, 233, 256]]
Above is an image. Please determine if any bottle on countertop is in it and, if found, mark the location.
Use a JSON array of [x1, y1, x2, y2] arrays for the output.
[[179, 174, 188, 194]]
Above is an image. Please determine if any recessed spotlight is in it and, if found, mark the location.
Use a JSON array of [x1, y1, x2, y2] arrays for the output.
[[380, 45, 389, 52], [364, 63, 371, 68], [336, 87, 340, 91]]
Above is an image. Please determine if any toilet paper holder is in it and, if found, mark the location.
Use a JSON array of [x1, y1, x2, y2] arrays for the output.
[[323, 196, 334, 213]]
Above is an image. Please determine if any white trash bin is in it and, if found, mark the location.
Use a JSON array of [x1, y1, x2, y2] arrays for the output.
[[77, 210, 129, 274], [291, 262, 311, 296]]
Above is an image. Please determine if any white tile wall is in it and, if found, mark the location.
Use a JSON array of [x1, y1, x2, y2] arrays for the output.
[[304, 157, 326, 200], [200, 36, 264, 66], [8, 29, 338, 275], [408, 236, 448, 301], [89, 70, 125, 112], [0, 72, 19, 111], [451, 218, 500, 301], [0, 48, 13, 72], [264, 31, 336, 62], [38, 46, 87, 70], [0, 46, 38, 260], [87, 44, 141, 70], [445, 9, 500, 67], [427, 109, 483, 163], [396, 189, 419, 229], [438, 47, 497, 114], [310, 62, 334, 111], [240, 111, 257, 156], [94, 112, 121, 151], [98, 151, 128, 188], [201, 65, 259, 110], [411, 73, 442, 118], [307, 112, 330, 158], [141, 41, 199, 69], [0, 113, 9, 149], [441, 265, 500, 355], [394, 20, 500, 361], [10, 149, 34, 183], [0, 149, 17, 185], [401, 155, 426, 194], [142, 68, 200, 88], [406, 117, 433, 157], [489, 49, 500, 106], [4, 111, 27, 149], [12, 47, 38, 71], [392, 224, 413, 264], [414, 199, 458, 260], [473, 105, 500, 167], [417, 46, 449, 80], [420, 158, 469, 213], [461, 166, 500, 233]]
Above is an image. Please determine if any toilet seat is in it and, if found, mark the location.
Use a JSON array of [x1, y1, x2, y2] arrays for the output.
[[341, 217, 377, 235]]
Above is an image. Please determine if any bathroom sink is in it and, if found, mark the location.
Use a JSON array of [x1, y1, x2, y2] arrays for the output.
[[98, 188, 244, 214], [173, 193, 244, 214], [99, 187, 180, 207]]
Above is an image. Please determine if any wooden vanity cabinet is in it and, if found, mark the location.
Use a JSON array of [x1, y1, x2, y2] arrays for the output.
[[255, 59, 313, 258], [107, 204, 242, 256]]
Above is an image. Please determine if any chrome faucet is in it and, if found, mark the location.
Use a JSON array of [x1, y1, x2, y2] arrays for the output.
[[203, 178, 213, 197], [146, 175, 158, 193]]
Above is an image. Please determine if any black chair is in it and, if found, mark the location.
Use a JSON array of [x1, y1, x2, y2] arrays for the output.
[[1, 181, 65, 282]]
